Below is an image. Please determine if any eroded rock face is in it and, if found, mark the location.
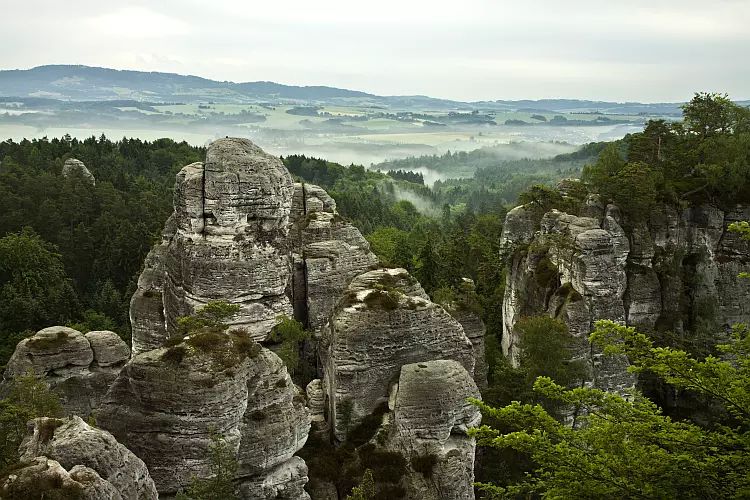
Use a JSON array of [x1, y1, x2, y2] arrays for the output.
[[129, 138, 296, 350], [500, 199, 750, 393], [19, 416, 157, 499], [383, 360, 481, 500], [450, 309, 488, 390], [320, 268, 475, 442], [97, 342, 309, 497], [1, 456, 121, 500], [2, 326, 129, 416], [62, 158, 95, 184], [130, 139, 382, 358], [288, 182, 380, 332], [501, 205, 634, 392]]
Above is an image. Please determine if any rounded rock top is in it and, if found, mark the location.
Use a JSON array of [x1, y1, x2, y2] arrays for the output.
[[179, 137, 295, 235]]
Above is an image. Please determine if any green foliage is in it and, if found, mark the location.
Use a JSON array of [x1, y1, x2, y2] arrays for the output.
[[346, 469, 375, 500], [164, 302, 260, 369], [268, 315, 309, 376], [176, 433, 238, 500], [591, 320, 750, 422], [0, 229, 79, 365], [729, 221, 750, 279], [584, 93, 750, 218], [0, 135, 204, 351], [472, 320, 750, 499], [517, 316, 587, 390], [177, 301, 241, 335], [66, 309, 117, 335], [0, 374, 63, 467]]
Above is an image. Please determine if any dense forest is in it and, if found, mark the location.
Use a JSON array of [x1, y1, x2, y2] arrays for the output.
[[0, 136, 204, 361]]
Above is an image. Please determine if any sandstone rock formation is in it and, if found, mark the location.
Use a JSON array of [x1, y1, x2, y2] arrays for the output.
[[62, 158, 96, 184], [112, 137, 483, 499], [129, 138, 380, 356], [1, 456, 121, 500], [97, 337, 309, 496], [287, 182, 379, 332], [500, 191, 750, 393], [14, 416, 157, 499], [2, 326, 129, 416], [320, 267, 475, 442], [383, 360, 481, 500]]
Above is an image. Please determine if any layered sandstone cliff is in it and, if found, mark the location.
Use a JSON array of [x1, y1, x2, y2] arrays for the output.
[[500, 184, 750, 392]]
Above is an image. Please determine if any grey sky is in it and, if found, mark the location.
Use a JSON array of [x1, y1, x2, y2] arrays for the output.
[[1, 0, 748, 101]]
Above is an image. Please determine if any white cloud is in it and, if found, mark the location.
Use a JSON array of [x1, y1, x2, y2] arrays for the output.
[[0, 0, 748, 101]]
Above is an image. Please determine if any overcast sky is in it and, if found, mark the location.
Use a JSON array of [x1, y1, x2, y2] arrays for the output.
[[1, 0, 748, 102]]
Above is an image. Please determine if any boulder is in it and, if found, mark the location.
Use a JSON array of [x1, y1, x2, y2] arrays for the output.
[[19, 416, 157, 499], [2, 326, 129, 417], [62, 158, 95, 185], [97, 340, 310, 497], [1, 456, 121, 500]]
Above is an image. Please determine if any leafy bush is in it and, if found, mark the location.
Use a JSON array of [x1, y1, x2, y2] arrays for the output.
[[268, 315, 309, 376], [471, 320, 750, 499], [176, 433, 238, 500], [0, 374, 63, 467]]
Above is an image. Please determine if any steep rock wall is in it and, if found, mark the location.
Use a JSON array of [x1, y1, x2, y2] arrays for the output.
[[501, 196, 750, 392], [97, 343, 310, 497]]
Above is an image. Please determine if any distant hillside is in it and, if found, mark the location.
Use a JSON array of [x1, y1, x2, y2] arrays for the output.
[[0, 65, 373, 103], [2, 65, 744, 113]]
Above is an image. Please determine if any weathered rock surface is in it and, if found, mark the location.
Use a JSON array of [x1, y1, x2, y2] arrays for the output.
[[239, 456, 311, 500], [288, 182, 379, 332], [2, 326, 129, 416], [383, 360, 481, 500], [98, 341, 309, 497], [62, 158, 96, 184], [320, 268, 475, 442], [19, 416, 157, 499], [1, 456, 121, 500], [129, 138, 296, 349], [500, 199, 750, 393], [305, 379, 325, 425], [130, 139, 379, 356], [115, 137, 489, 500], [451, 309, 488, 390], [130, 215, 176, 355]]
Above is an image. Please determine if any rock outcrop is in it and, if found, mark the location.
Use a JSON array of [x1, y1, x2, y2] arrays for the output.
[[16, 416, 157, 499], [97, 337, 309, 496], [287, 183, 379, 332], [103, 137, 482, 499], [320, 267, 475, 442], [383, 360, 481, 500], [62, 158, 96, 184], [1, 456, 121, 500], [129, 138, 379, 355], [2, 327, 129, 416], [500, 190, 750, 393]]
